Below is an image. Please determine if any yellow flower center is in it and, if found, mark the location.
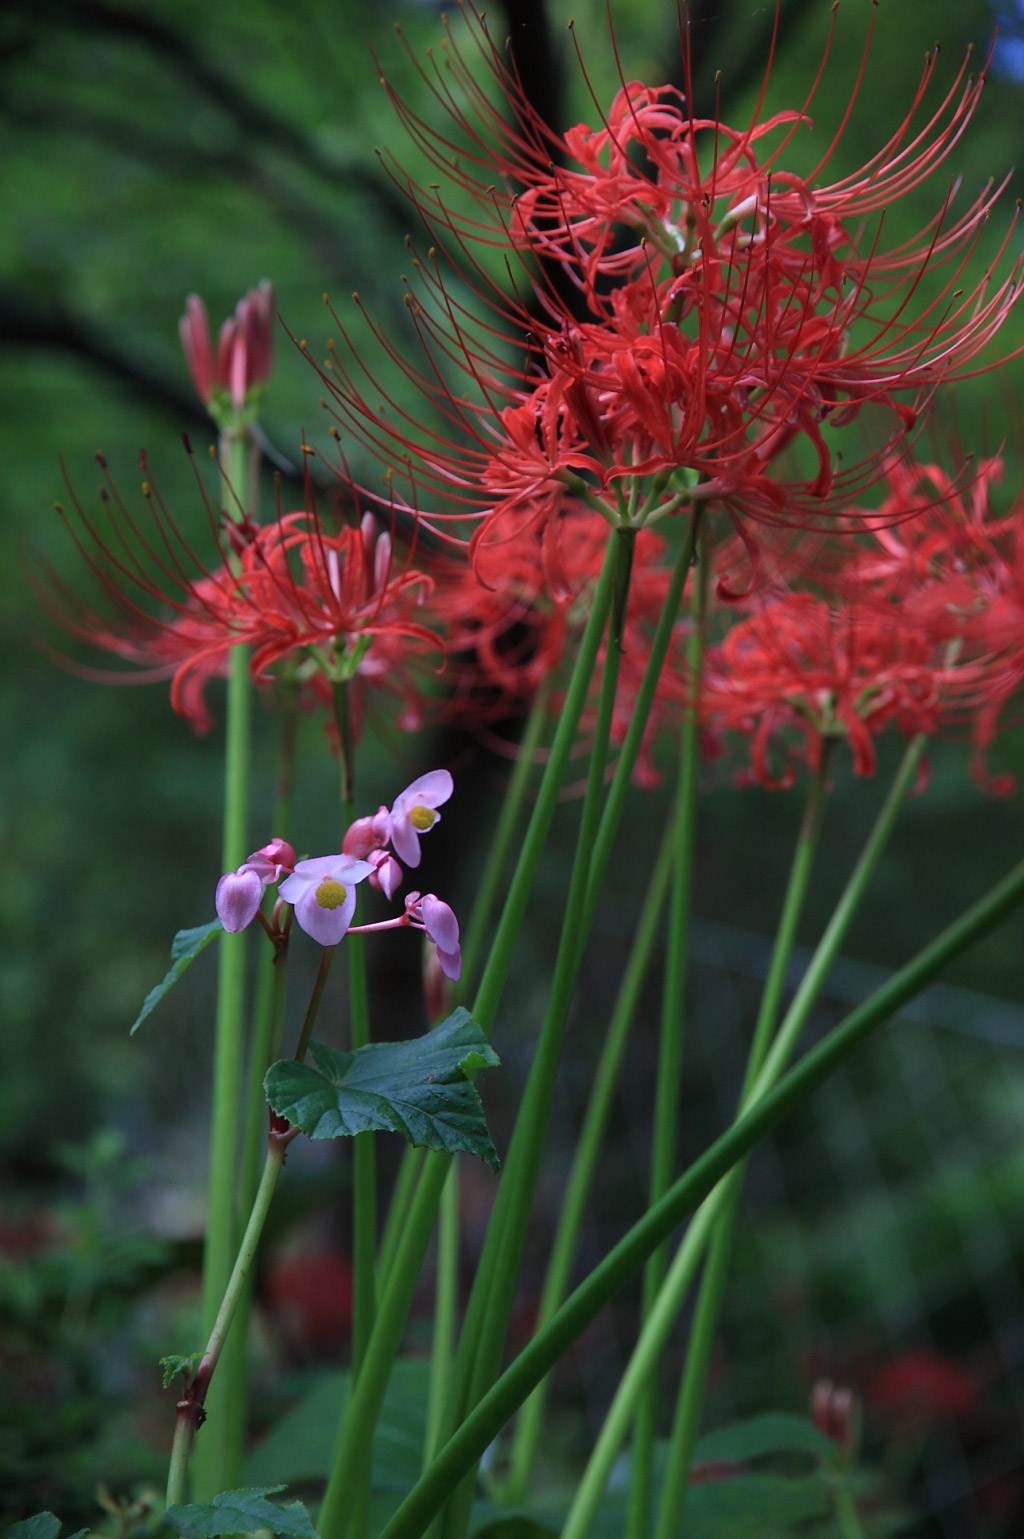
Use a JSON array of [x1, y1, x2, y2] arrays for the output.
[[409, 805, 436, 832], [314, 878, 348, 910]]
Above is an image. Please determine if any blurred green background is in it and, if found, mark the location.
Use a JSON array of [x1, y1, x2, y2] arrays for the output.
[[4, 0, 1024, 1532]]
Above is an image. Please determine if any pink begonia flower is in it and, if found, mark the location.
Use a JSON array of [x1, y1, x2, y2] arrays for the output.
[[343, 807, 392, 860], [389, 769, 453, 868], [416, 892, 461, 980], [279, 855, 376, 946], [216, 868, 264, 933]]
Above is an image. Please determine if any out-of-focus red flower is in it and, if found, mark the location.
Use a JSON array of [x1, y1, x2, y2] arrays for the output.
[[266, 1251, 353, 1354], [870, 1349, 980, 1433]]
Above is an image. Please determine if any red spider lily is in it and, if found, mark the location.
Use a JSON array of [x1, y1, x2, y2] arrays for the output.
[[310, 4, 1020, 576], [41, 456, 441, 736], [700, 588, 952, 787], [699, 448, 1024, 788]]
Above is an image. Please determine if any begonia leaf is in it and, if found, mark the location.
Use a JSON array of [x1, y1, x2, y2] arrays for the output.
[[264, 1008, 500, 1170], [693, 1411, 834, 1465], [162, 1486, 316, 1539], [130, 920, 222, 1035], [6, 1517, 62, 1539]]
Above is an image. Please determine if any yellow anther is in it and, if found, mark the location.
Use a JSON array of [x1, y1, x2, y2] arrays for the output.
[[409, 805, 436, 832], [314, 878, 348, 910]]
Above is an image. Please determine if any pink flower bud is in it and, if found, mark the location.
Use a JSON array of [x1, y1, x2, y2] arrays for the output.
[[420, 893, 461, 980], [343, 807, 392, 858], [242, 837, 296, 884], [216, 867, 263, 933], [367, 849, 403, 900]]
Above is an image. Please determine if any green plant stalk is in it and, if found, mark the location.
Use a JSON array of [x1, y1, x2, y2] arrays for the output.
[[316, 531, 623, 1539], [459, 677, 553, 996], [166, 1136, 287, 1509], [581, 514, 700, 934], [376, 848, 1024, 1539], [502, 820, 676, 1503], [381, 681, 551, 1304], [570, 735, 925, 1539], [832, 1477, 868, 1539], [652, 742, 834, 1539], [627, 534, 707, 1539], [192, 425, 256, 1500], [425, 1163, 461, 1467], [377, 1146, 426, 1289], [437, 528, 637, 1539], [222, 691, 299, 1482]]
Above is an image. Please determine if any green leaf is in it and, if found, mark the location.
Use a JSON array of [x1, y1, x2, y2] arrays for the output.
[[693, 1412, 834, 1466], [245, 1358, 431, 1490], [160, 1351, 202, 1389], [131, 920, 222, 1034], [264, 1009, 500, 1170], [163, 1487, 317, 1539], [6, 1517, 61, 1539]]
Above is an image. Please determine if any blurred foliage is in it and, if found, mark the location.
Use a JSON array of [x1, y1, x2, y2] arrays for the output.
[[3, 0, 1024, 1530]]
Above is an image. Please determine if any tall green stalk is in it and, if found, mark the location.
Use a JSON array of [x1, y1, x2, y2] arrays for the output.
[[627, 534, 707, 1539], [503, 820, 676, 1502], [316, 530, 624, 1539], [652, 743, 834, 1539], [565, 735, 926, 1539], [192, 427, 256, 1500], [376, 849, 1024, 1539], [436, 529, 636, 1539]]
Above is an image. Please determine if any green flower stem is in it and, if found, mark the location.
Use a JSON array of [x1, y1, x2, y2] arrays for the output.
[[833, 1478, 868, 1539], [223, 691, 299, 1483], [165, 1136, 287, 1509], [503, 819, 676, 1503], [377, 1147, 425, 1289], [376, 849, 1024, 1539], [438, 529, 637, 1539], [627, 533, 707, 1539], [581, 513, 700, 934], [425, 1162, 461, 1466], [652, 743, 834, 1539], [569, 735, 926, 1539], [192, 424, 256, 1501], [316, 531, 623, 1539], [333, 687, 375, 1371], [459, 676, 553, 996]]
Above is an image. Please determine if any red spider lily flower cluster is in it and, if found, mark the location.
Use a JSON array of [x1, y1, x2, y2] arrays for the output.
[[699, 453, 1024, 788], [46, 450, 441, 738], [313, 3, 1020, 576]]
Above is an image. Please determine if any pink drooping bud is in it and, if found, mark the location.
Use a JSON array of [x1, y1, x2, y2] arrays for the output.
[[179, 282, 275, 418], [388, 769, 453, 868], [811, 1380, 859, 1461], [242, 837, 296, 884], [417, 892, 461, 980], [343, 807, 392, 859], [367, 848, 403, 900], [216, 867, 263, 933]]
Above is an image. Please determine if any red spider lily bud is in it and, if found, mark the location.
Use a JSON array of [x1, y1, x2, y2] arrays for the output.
[[811, 1379, 860, 1463], [180, 281, 275, 421]]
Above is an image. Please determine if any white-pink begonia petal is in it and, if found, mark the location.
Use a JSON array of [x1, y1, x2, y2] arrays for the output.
[[437, 945, 462, 981], [393, 769, 453, 812], [216, 868, 263, 933], [390, 814, 424, 867], [293, 882, 357, 947]]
